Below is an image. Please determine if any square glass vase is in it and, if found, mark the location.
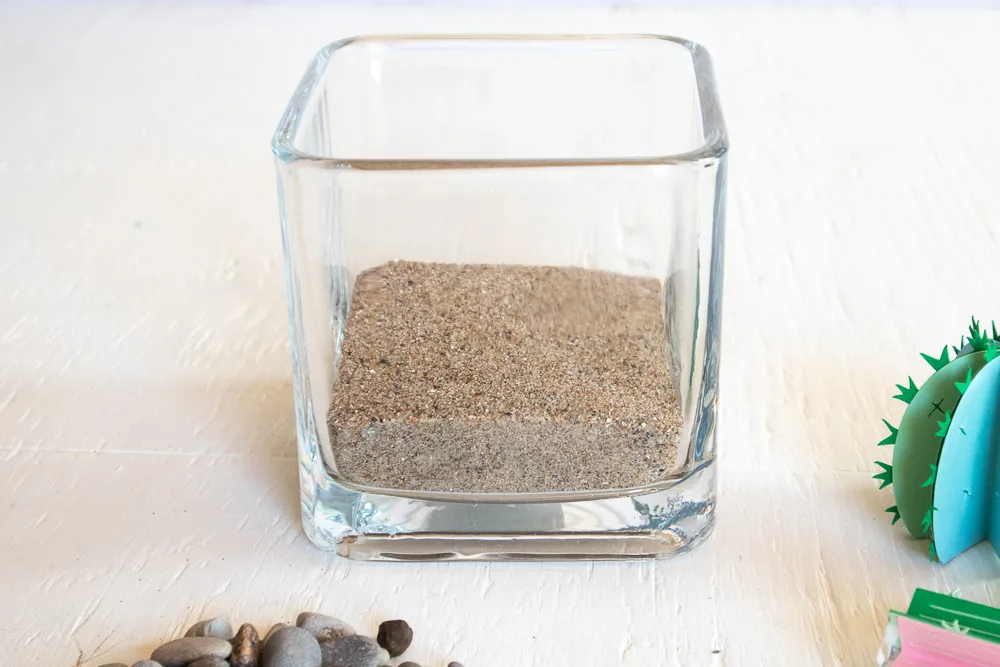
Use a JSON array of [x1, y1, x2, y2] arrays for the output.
[[273, 34, 727, 561]]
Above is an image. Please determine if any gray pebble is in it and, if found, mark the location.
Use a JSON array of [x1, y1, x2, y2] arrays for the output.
[[188, 659, 229, 667], [398, 663, 422, 667], [150, 637, 232, 667], [296, 612, 356, 643], [132, 662, 162, 667], [262, 626, 321, 667], [264, 623, 290, 646], [96, 664, 128, 667], [320, 635, 381, 667], [447, 663, 465, 667], [185, 617, 234, 640]]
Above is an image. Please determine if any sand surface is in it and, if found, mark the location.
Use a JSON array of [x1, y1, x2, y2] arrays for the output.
[[328, 261, 682, 493]]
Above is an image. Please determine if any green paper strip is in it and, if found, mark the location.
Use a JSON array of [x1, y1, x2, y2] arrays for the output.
[[890, 588, 1000, 645]]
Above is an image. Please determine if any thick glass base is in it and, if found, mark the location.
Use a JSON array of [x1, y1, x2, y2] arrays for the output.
[[299, 454, 716, 562]]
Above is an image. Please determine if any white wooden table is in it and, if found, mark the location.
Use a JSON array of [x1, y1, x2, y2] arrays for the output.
[[4, 4, 1000, 666]]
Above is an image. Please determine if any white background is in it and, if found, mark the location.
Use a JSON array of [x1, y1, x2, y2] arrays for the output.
[[4, 3, 1000, 666]]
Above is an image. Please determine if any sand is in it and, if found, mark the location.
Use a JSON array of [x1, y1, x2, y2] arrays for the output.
[[327, 260, 683, 493]]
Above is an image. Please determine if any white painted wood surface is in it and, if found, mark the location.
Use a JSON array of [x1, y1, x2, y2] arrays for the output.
[[4, 4, 1000, 666]]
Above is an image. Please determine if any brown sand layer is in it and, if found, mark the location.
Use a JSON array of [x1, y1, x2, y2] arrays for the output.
[[328, 261, 682, 493]]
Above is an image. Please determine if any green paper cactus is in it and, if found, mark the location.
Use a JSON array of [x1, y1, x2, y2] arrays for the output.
[[885, 505, 901, 525], [876, 318, 1000, 547], [874, 461, 893, 489]]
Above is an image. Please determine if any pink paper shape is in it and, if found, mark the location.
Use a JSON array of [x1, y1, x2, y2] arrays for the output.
[[896, 616, 1000, 666]]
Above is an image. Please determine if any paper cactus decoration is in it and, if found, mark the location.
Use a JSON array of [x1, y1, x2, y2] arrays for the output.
[[877, 318, 1000, 563]]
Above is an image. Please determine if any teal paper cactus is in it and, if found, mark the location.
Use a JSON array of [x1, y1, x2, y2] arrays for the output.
[[877, 318, 1000, 562]]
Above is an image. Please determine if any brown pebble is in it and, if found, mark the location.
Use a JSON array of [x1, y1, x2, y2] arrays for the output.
[[376, 619, 413, 658], [230, 623, 261, 667], [397, 663, 421, 667]]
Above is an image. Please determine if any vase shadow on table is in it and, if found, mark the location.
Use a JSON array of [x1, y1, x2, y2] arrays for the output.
[[147, 374, 302, 525], [200, 375, 301, 524], [66, 374, 301, 524], [0, 373, 305, 592]]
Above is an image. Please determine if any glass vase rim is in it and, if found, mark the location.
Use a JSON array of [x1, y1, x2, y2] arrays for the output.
[[271, 33, 729, 169]]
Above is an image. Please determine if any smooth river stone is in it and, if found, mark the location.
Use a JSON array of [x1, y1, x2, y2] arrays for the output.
[[375, 620, 412, 658], [320, 635, 381, 667], [296, 612, 356, 643], [262, 626, 322, 667], [188, 659, 229, 667], [185, 617, 234, 640], [231, 622, 262, 667], [150, 637, 232, 667], [264, 623, 290, 646]]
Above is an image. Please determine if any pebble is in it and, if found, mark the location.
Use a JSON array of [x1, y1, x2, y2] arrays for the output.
[[188, 659, 229, 667], [185, 617, 234, 640], [264, 623, 290, 646], [447, 663, 465, 667], [231, 623, 262, 667], [93, 615, 439, 667], [262, 626, 322, 667], [320, 635, 381, 667], [150, 637, 233, 667], [296, 612, 356, 643], [376, 620, 412, 658]]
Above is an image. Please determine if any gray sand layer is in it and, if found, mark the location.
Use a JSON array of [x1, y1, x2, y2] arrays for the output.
[[327, 261, 683, 493]]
